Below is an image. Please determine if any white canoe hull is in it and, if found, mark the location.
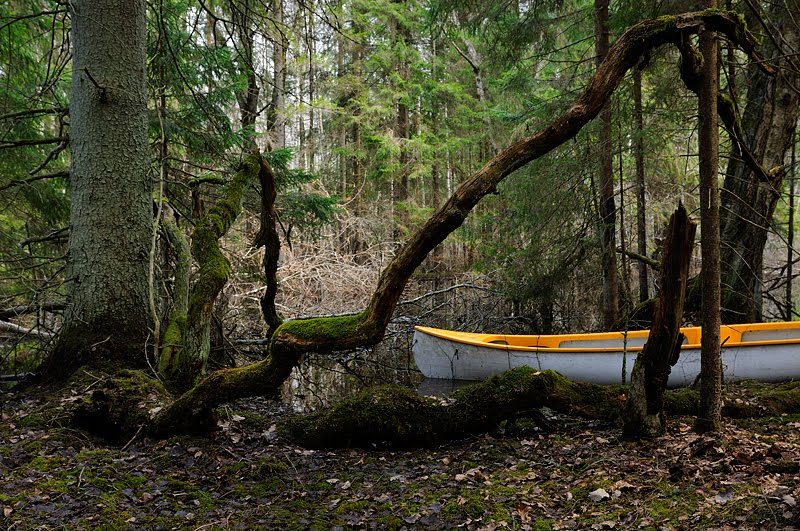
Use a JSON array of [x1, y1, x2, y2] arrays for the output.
[[413, 325, 800, 387]]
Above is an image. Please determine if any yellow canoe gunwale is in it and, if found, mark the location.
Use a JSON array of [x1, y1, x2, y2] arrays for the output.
[[413, 322, 800, 354]]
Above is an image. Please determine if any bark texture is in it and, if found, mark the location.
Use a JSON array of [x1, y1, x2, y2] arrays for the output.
[[254, 157, 282, 337], [594, 0, 619, 329], [152, 11, 769, 435], [279, 368, 800, 449], [697, 2, 723, 433], [718, 0, 800, 323], [43, 0, 152, 379], [633, 67, 649, 303], [623, 204, 696, 438]]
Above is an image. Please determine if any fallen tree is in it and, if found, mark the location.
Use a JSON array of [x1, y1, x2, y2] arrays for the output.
[[278, 367, 800, 449], [150, 10, 772, 436]]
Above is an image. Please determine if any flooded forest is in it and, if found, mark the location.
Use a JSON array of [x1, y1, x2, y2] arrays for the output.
[[4, 0, 800, 528]]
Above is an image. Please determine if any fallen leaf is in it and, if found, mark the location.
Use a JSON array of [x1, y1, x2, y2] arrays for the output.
[[588, 488, 610, 502], [714, 489, 735, 504]]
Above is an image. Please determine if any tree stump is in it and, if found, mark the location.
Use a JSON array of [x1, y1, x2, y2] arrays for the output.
[[623, 203, 696, 438]]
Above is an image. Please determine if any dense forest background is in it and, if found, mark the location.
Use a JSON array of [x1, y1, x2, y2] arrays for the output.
[[2, 0, 799, 407]]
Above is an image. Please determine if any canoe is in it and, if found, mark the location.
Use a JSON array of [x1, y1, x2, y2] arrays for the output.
[[412, 322, 800, 387]]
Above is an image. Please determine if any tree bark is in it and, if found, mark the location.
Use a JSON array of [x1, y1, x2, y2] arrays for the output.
[[718, 0, 800, 324], [279, 367, 800, 449], [633, 67, 649, 303], [697, 0, 722, 433], [42, 0, 152, 380], [623, 204, 696, 438], [233, 0, 260, 149], [157, 152, 262, 391], [254, 157, 282, 337], [595, 0, 619, 329], [152, 11, 770, 435]]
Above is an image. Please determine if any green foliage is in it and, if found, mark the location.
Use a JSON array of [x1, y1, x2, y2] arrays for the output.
[[0, 2, 70, 305], [265, 148, 339, 232]]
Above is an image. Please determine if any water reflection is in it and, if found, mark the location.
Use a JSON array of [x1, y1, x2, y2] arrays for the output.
[[282, 328, 424, 412]]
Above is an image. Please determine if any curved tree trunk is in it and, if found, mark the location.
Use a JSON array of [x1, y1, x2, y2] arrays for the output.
[[42, 0, 152, 380], [152, 11, 770, 435], [157, 153, 263, 391]]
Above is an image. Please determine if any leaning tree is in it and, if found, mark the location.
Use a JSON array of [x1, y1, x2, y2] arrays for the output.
[[34, 1, 773, 437], [150, 11, 773, 435]]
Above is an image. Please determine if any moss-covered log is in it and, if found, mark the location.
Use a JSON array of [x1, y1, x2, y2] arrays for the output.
[[157, 152, 262, 391], [278, 369, 800, 449], [279, 368, 624, 448], [153, 11, 770, 435]]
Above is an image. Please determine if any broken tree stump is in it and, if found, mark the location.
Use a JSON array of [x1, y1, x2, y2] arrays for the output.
[[623, 203, 697, 438]]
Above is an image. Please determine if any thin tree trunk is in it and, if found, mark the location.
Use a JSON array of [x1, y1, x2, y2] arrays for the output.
[[788, 133, 796, 319], [595, 0, 619, 329], [633, 67, 649, 303], [233, 0, 259, 148], [697, 0, 722, 433], [267, 0, 287, 150]]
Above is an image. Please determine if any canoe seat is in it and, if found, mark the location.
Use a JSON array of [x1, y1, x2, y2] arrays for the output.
[[740, 328, 800, 342], [558, 337, 648, 348]]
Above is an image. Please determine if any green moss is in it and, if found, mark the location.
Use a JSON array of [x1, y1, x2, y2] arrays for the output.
[[254, 456, 288, 475], [279, 384, 441, 448], [72, 369, 170, 444], [665, 387, 700, 415], [277, 312, 366, 342]]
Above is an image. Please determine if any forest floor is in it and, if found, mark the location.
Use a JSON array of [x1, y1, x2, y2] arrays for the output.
[[2, 380, 800, 530]]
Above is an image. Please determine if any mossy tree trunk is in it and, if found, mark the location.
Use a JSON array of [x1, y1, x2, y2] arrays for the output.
[[623, 204, 696, 439], [279, 368, 800, 449], [152, 11, 770, 436], [157, 152, 264, 391]]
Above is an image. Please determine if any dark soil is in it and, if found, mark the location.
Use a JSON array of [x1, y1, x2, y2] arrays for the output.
[[2, 380, 800, 530]]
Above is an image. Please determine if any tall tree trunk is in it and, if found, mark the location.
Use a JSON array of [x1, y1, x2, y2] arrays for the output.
[[233, 0, 260, 149], [697, 0, 722, 433], [43, 0, 152, 380], [788, 134, 796, 320], [633, 67, 649, 303], [719, 0, 800, 323], [392, 3, 412, 242], [594, 0, 619, 328], [267, 0, 287, 150]]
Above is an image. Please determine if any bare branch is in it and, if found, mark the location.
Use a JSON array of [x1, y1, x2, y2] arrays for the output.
[[0, 301, 66, 320], [0, 320, 54, 341], [0, 137, 68, 150], [19, 226, 70, 246], [0, 107, 68, 121], [0, 171, 69, 193]]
